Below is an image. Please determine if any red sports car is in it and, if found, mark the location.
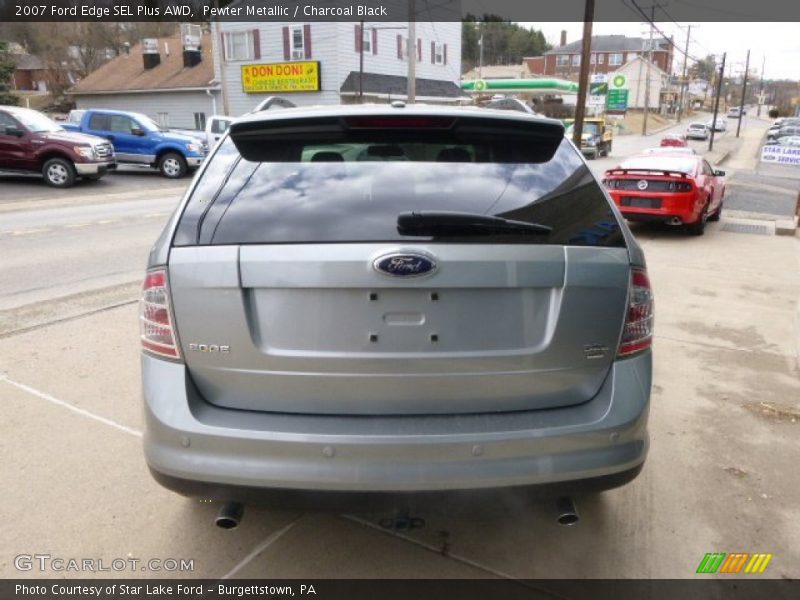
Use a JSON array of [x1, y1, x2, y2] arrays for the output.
[[603, 153, 726, 235], [660, 133, 688, 147]]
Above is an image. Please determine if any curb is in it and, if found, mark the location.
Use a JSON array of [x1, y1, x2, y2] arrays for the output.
[[645, 121, 677, 136], [775, 216, 799, 236]]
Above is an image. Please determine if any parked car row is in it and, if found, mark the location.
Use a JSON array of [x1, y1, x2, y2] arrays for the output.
[[0, 105, 226, 188], [766, 117, 800, 142]]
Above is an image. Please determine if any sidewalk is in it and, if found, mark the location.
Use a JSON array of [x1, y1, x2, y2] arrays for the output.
[[721, 123, 800, 235]]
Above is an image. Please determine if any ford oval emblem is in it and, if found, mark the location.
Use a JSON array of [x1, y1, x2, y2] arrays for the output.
[[373, 253, 437, 278]]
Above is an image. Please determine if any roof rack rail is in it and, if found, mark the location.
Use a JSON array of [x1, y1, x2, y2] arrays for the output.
[[251, 96, 297, 113]]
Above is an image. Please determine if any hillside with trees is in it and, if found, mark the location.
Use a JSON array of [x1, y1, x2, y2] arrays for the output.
[[462, 16, 551, 73]]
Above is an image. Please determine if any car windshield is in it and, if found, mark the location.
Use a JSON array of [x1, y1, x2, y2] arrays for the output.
[[689, 124, 705, 129], [619, 156, 697, 174], [15, 111, 63, 133], [566, 122, 599, 135]]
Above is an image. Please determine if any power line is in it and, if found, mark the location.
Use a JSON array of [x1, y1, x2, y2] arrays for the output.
[[654, 4, 715, 56], [625, 0, 704, 64]]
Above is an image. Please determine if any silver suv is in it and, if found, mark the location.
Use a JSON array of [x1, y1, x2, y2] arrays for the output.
[[141, 104, 653, 510]]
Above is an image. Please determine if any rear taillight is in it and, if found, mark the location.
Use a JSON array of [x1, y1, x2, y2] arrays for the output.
[[140, 268, 181, 360], [617, 268, 654, 358]]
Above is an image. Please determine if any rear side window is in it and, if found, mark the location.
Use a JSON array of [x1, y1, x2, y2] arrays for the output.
[[211, 119, 231, 134], [174, 123, 625, 248], [89, 114, 111, 130]]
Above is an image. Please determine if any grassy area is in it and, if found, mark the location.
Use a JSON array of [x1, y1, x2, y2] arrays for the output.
[[614, 112, 671, 135]]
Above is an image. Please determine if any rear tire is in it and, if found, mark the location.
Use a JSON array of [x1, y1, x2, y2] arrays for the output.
[[42, 158, 77, 188], [708, 200, 723, 222], [158, 152, 188, 178], [686, 199, 710, 235]]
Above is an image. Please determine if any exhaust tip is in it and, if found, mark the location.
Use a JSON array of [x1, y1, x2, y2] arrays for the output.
[[555, 496, 579, 527], [215, 501, 244, 530], [556, 512, 580, 527]]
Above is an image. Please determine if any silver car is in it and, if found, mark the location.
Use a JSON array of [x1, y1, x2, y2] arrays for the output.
[[141, 104, 653, 513], [686, 122, 709, 140]]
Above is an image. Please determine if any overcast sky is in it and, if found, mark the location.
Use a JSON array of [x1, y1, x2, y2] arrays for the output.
[[525, 22, 799, 80]]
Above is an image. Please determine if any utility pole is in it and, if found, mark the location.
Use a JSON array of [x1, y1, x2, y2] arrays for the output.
[[407, 0, 416, 103], [478, 29, 484, 80], [677, 24, 691, 123], [358, 20, 365, 103], [213, 0, 230, 115], [709, 52, 726, 152], [757, 55, 765, 117], [736, 49, 750, 137], [641, 4, 656, 136], [572, 0, 595, 148]]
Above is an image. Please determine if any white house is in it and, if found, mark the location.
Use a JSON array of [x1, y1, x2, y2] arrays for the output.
[[613, 56, 669, 111], [210, 20, 464, 115]]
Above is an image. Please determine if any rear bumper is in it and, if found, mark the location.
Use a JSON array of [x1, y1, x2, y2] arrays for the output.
[[611, 192, 701, 224], [74, 161, 116, 175], [143, 351, 651, 495]]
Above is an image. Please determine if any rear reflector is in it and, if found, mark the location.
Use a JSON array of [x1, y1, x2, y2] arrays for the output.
[[617, 268, 654, 358], [140, 268, 181, 360]]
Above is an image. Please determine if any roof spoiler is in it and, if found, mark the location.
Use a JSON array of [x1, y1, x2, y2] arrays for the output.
[[606, 169, 690, 178], [251, 96, 296, 113]]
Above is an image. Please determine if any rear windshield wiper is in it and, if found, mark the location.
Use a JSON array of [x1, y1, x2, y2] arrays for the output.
[[397, 211, 552, 236]]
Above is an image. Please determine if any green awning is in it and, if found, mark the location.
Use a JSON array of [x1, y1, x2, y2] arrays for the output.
[[462, 78, 579, 94]]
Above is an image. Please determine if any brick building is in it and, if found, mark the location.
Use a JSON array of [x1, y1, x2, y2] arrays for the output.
[[525, 31, 674, 81]]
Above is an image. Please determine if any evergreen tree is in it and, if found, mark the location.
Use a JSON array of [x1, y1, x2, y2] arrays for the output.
[[0, 40, 19, 106]]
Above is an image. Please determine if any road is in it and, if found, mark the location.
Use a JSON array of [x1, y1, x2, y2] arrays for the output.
[[0, 171, 185, 334], [1, 115, 798, 583]]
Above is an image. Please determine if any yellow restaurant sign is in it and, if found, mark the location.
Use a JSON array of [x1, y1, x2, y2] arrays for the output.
[[241, 61, 321, 93]]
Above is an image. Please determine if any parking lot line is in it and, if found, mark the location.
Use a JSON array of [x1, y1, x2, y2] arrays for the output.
[[0, 374, 142, 438], [341, 514, 520, 581], [221, 515, 304, 579], [10, 228, 50, 236]]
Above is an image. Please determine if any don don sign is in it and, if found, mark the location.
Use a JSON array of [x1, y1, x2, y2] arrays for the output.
[[241, 61, 321, 93]]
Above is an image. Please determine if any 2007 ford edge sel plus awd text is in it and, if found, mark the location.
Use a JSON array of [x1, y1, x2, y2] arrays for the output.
[[140, 103, 654, 510]]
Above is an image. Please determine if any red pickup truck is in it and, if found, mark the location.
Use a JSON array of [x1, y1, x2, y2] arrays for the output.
[[0, 105, 116, 188]]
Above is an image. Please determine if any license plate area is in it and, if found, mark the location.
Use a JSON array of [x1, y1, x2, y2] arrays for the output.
[[245, 287, 553, 354], [621, 196, 663, 209]]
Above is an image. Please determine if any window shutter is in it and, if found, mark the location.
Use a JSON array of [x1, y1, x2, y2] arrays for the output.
[[431, 41, 435, 64], [303, 24, 312, 59], [282, 27, 290, 60], [252, 29, 260, 60], [372, 28, 377, 54], [417, 38, 422, 62], [397, 35, 402, 58], [220, 32, 228, 61], [444, 44, 447, 65], [355, 25, 361, 53]]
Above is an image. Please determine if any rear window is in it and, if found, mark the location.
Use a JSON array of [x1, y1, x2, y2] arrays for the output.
[[173, 126, 625, 248]]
